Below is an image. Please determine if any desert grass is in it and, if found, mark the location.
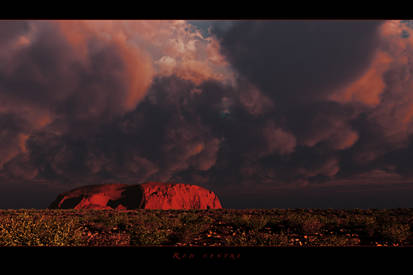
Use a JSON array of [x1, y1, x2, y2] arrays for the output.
[[0, 208, 412, 247]]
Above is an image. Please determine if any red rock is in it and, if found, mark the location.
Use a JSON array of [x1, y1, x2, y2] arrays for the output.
[[140, 182, 222, 210], [48, 182, 222, 210]]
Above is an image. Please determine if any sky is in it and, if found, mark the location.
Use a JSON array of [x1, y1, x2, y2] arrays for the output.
[[1, 20, 413, 209]]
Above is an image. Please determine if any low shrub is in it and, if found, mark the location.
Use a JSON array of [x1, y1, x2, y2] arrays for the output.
[[0, 211, 85, 246], [0, 208, 412, 247], [377, 223, 410, 243]]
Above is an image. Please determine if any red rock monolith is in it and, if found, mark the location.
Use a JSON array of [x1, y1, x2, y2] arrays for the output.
[[48, 182, 222, 210]]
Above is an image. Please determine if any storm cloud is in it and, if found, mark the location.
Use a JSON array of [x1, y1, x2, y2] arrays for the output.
[[2, 20, 413, 209]]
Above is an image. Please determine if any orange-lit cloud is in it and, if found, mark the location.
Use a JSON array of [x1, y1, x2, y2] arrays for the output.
[[262, 121, 296, 156], [358, 21, 413, 147], [6, 20, 413, 209], [0, 20, 157, 171], [61, 20, 235, 86], [239, 82, 275, 116], [57, 20, 155, 113], [329, 50, 392, 107]]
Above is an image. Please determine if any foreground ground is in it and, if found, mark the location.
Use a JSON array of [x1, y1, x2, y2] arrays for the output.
[[0, 208, 412, 247]]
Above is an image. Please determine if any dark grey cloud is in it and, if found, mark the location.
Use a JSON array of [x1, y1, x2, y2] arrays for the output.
[[0, 20, 29, 44], [0, 20, 153, 181], [2, 20, 413, 209], [0, 113, 31, 167], [214, 20, 384, 106]]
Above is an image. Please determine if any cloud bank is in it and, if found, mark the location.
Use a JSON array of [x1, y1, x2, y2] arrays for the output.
[[2, 20, 413, 208]]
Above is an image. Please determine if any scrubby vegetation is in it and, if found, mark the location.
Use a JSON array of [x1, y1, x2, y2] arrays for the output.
[[1, 208, 413, 246]]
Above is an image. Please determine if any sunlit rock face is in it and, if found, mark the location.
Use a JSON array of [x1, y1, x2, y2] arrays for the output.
[[48, 182, 222, 210]]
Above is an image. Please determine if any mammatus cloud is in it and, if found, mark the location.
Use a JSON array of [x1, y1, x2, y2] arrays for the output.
[[261, 121, 296, 156], [214, 20, 384, 104], [211, 20, 413, 191], [2, 20, 413, 206], [330, 21, 413, 145], [0, 20, 233, 187], [0, 20, 155, 170], [326, 21, 413, 180]]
